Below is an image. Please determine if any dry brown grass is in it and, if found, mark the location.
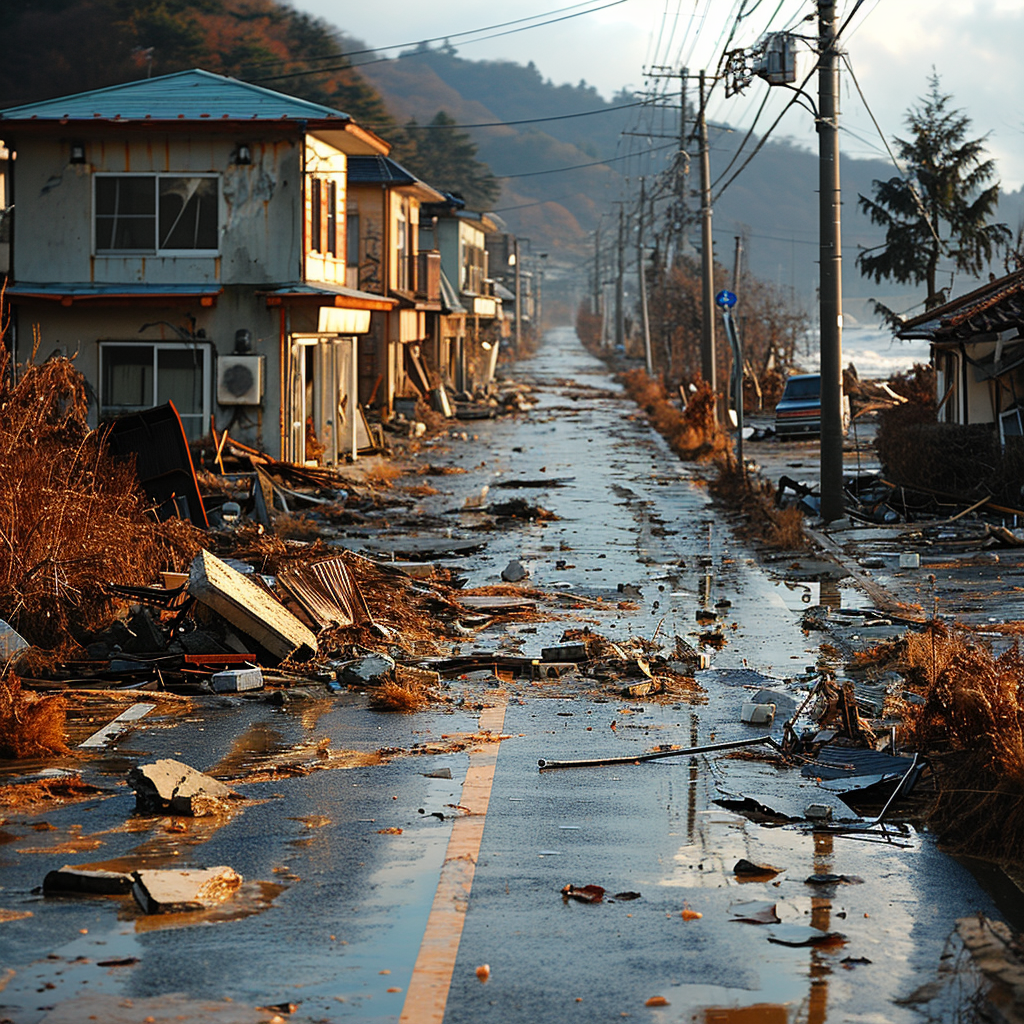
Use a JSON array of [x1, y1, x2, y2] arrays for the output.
[[862, 621, 1024, 860], [403, 482, 440, 497], [0, 352, 202, 650], [369, 679, 431, 712], [619, 369, 728, 461], [361, 463, 402, 489], [0, 672, 68, 758], [708, 461, 807, 551]]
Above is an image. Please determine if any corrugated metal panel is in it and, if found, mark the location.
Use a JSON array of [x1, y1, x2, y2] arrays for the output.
[[0, 69, 348, 122], [801, 744, 917, 781]]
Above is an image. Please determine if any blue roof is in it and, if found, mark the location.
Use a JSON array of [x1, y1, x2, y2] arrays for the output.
[[347, 156, 419, 186], [0, 69, 350, 123]]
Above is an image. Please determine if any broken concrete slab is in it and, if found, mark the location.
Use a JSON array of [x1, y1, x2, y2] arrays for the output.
[[43, 865, 133, 896], [127, 759, 240, 817], [132, 866, 242, 914], [188, 549, 317, 663]]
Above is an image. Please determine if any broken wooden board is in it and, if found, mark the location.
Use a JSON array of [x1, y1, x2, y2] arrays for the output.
[[188, 549, 316, 662]]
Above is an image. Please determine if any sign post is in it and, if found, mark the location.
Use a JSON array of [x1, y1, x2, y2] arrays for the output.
[[715, 289, 744, 475]]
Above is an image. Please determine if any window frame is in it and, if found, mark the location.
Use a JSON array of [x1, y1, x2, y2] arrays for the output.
[[92, 172, 221, 257], [98, 340, 211, 440]]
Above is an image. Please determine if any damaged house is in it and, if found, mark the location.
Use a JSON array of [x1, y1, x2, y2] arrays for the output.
[[899, 267, 1024, 442], [0, 69, 399, 464], [343, 155, 447, 413]]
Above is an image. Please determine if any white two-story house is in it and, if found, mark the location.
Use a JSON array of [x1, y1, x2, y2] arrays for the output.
[[0, 68, 396, 463]]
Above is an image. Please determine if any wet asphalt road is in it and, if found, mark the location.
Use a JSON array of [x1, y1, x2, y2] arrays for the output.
[[0, 327, 1003, 1024]]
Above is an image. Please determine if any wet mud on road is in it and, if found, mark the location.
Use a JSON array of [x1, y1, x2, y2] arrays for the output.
[[0, 328, 1002, 1023]]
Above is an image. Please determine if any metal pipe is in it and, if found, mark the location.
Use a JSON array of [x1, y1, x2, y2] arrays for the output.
[[538, 734, 774, 771]]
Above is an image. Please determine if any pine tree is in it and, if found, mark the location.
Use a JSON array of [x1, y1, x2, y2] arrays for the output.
[[857, 73, 1011, 311], [397, 112, 500, 211]]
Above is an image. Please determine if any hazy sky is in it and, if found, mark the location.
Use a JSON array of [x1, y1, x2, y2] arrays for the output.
[[299, 0, 1024, 192]]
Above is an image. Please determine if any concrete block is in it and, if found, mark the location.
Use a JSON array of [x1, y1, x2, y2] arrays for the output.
[[211, 667, 263, 692], [44, 865, 133, 896], [132, 866, 242, 914], [128, 758, 239, 817]]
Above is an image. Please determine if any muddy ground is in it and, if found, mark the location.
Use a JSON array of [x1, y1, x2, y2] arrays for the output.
[[0, 327, 1016, 1024]]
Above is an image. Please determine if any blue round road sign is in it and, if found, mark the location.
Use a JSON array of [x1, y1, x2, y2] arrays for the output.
[[716, 289, 737, 308]]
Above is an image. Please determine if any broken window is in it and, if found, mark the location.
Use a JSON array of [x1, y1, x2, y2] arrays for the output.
[[95, 175, 219, 254], [100, 342, 211, 440]]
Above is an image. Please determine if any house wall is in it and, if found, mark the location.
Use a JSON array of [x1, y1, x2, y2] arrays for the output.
[[12, 287, 283, 451], [11, 132, 303, 285], [303, 136, 346, 285]]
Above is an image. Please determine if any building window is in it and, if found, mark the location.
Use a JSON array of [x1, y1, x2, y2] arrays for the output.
[[347, 211, 360, 265], [326, 180, 338, 256], [100, 342, 210, 440], [95, 175, 218, 254], [310, 178, 322, 253]]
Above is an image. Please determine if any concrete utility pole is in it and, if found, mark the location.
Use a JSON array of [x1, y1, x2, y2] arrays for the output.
[[817, 0, 844, 521], [732, 235, 743, 296], [615, 205, 625, 350], [677, 68, 689, 263], [593, 225, 601, 316], [638, 178, 653, 375], [698, 70, 716, 396], [513, 237, 522, 357]]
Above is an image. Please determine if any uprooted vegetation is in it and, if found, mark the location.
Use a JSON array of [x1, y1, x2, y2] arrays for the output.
[[858, 621, 1024, 861], [618, 369, 728, 461], [0, 354, 202, 651], [0, 672, 69, 758]]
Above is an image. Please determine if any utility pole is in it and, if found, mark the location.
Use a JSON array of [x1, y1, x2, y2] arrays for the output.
[[513, 237, 522, 357], [698, 70, 716, 398], [593, 225, 601, 316], [638, 178, 653, 375], [677, 68, 689, 264], [817, 0, 844, 521], [732, 235, 743, 295], [615, 205, 625, 351]]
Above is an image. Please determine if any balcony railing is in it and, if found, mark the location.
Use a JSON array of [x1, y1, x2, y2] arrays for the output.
[[398, 250, 441, 301]]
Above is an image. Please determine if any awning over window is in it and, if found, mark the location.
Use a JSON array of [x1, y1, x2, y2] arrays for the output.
[[261, 283, 396, 311], [6, 282, 222, 306]]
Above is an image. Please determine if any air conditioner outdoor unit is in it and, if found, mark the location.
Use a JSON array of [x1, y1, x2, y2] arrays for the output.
[[217, 354, 265, 405]]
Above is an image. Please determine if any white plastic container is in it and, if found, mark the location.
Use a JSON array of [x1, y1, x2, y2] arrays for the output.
[[899, 552, 920, 569]]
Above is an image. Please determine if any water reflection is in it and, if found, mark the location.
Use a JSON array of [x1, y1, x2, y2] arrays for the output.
[[702, 1006, 788, 1023], [807, 830, 834, 1024]]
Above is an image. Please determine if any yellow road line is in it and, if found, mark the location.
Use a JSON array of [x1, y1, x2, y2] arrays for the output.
[[399, 702, 508, 1024]]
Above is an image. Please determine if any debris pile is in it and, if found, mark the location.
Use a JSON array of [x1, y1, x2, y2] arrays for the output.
[[0, 356, 201, 651]]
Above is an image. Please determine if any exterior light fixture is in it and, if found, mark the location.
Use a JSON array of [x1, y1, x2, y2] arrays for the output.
[[232, 144, 252, 166], [69, 141, 86, 164]]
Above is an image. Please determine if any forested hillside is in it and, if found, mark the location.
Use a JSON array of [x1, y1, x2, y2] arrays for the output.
[[2, 0, 1020, 315]]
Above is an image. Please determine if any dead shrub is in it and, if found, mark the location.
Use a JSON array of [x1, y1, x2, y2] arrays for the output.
[[576, 303, 603, 353], [369, 679, 431, 712], [0, 672, 68, 758], [618, 369, 728, 461], [883, 621, 1024, 860], [0, 353, 202, 650]]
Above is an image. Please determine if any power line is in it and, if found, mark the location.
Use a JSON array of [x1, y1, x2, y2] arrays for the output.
[[248, 0, 628, 83], [392, 100, 648, 131], [242, 0, 607, 73], [495, 141, 677, 179]]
